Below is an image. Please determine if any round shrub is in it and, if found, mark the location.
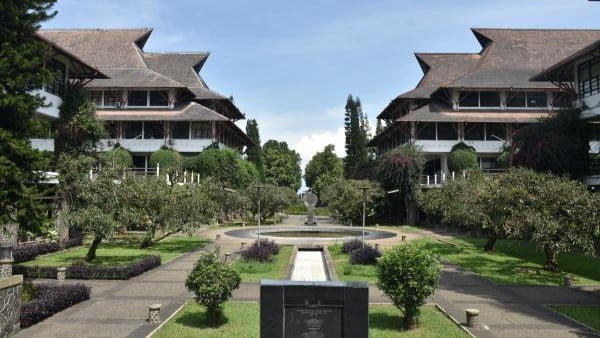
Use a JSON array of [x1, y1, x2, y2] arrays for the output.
[[102, 147, 133, 169], [241, 239, 280, 262], [377, 243, 441, 330], [149, 148, 182, 173], [342, 239, 363, 254], [185, 250, 241, 326], [448, 149, 478, 172], [350, 244, 381, 265]]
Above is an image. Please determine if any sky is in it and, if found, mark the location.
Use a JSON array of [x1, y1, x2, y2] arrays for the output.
[[43, 0, 600, 178]]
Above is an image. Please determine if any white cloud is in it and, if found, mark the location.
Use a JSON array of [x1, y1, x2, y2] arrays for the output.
[[292, 126, 345, 173]]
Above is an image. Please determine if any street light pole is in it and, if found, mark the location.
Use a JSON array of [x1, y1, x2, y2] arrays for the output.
[[359, 187, 371, 249], [254, 185, 265, 248]]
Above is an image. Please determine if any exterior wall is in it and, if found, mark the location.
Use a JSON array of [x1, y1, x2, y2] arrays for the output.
[[415, 140, 504, 154], [574, 56, 600, 110], [0, 275, 22, 337], [30, 138, 55, 152], [31, 89, 63, 119]]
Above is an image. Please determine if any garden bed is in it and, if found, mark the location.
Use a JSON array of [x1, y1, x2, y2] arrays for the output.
[[231, 245, 293, 282], [152, 302, 468, 338], [21, 282, 90, 328], [549, 306, 600, 332], [14, 238, 83, 263], [417, 238, 600, 286], [328, 244, 378, 283]]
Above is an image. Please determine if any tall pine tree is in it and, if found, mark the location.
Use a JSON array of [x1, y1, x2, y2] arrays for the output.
[[344, 95, 368, 178], [0, 0, 57, 238], [245, 119, 263, 178]]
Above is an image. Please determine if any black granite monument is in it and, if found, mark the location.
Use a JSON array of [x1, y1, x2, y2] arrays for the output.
[[260, 280, 368, 338]]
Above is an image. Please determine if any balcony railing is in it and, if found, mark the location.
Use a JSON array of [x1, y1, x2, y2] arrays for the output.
[[421, 169, 507, 188]]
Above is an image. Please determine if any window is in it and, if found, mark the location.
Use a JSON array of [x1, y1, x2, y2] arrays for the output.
[[144, 121, 164, 139], [105, 121, 119, 139], [149, 91, 169, 107], [104, 90, 122, 107], [464, 123, 485, 141], [578, 56, 600, 98], [437, 123, 458, 140], [459, 91, 500, 108], [507, 91, 547, 108], [128, 91, 148, 106], [480, 158, 497, 170], [416, 123, 436, 140], [132, 155, 146, 169], [552, 92, 573, 109], [123, 121, 143, 139], [192, 122, 212, 139], [46, 59, 66, 96], [87, 91, 102, 106], [171, 122, 189, 139], [485, 123, 506, 141], [590, 124, 600, 141]]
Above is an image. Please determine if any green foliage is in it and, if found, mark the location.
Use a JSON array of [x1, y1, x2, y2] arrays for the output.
[[321, 179, 383, 224], [262, 140, 302, 191], [149, 148, 182, 174], [450, 142, 476, 153], [101, 147, 133, 169], [507, 109, 590, 178], [304, 144, 344, 198], [245, 119, 263, 178], [185, 148, 258, 189], [245, 184, 297, 221], [185, 250, 241, 326], [377, 243, 441, 330], [344, 95, 369, 178], [447, 147, 478, 173], [54, 85, 106, 157]]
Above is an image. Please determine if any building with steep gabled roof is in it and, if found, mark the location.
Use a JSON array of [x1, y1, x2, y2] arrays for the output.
[[372, 28, 600, 177], [32, 28, 252, 170]]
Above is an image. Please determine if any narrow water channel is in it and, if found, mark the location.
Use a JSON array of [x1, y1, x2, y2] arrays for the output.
[[290, 249, 328, 282]]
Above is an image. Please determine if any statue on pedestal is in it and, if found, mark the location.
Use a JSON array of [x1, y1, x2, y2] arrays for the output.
[[303, 191, 318, 226]]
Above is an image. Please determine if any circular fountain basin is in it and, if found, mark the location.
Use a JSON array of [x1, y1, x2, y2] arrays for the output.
[[225, 226, 396, 244]]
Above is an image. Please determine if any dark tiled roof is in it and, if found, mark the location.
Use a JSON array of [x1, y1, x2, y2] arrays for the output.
[[398, 103, 551, 123], [144, 53, 209, 88], [96, 102, 229, 121], [532, 39, 600, 82], [86, 68, 185, 88]]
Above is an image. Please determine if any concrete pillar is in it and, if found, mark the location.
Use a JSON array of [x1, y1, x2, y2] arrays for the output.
[[148, 304, 162, 324], [465, 308, 480, 329], [57, 267, 67, 281], [563, 275, 573, 287], [0, 243, 21, 335], [441, 154, 449, 173]]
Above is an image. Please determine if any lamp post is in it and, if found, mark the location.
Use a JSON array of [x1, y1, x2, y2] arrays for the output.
[[359, 187, 371, 248], [253, 185, 265, 248]]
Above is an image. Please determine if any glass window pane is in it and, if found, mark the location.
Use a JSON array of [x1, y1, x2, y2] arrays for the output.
[[590, 124, 600, 141], [485, 123, 506, 141], [592, 61, 600, 78], [105, 121, 119, 139], [579, 62, 591, 81], [506, 92, 526, 108], [527, 92, 547, 108], [128, 91, 147, 106], [465, 123, 485, 141], [104, 90, 122, 107], [46, 59, 66, 96], [86, 91, 103, 106], [149, 91, 169, 106], [171, 122, 189, 139], [479, 91, 500, 107], [552, 92, 572, 108], [437, 123, 458, 140], [144, 121, 164, 139], [459, 91, 478, 107], [416, 123, 436, 140], [480, 158, 497, 170], [123, 121, 143, 139], [132, 156, 146, 169], [192, 122, 212, 139]]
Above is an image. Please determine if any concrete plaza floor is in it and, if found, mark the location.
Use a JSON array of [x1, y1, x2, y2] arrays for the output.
[[15, 216, 600, 338]]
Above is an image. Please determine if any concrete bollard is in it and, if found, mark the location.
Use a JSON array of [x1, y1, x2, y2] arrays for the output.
[[242, 223, 246, 228], [216, 234, 221, 241], [224, 253, 232, 263], [148, 304, 162, 324], [465, 308, 480, 329], [401, 235, 407, 242], [241, 242, 247, 249], [563, 275, 573, 287], [57, 267, 67, 281]]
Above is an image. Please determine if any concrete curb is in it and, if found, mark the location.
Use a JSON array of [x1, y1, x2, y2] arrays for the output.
[[432, 303, 477, 338], [543, 304, 600, 335]]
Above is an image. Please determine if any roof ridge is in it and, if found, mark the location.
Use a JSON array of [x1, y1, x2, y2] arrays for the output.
[[415, 52, 479, 56], [40, 28, 153, 32], [471, 27, 600, 32], [145, 52, 210, 55]]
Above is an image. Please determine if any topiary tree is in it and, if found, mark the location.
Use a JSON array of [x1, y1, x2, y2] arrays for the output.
[[101, 146, 133, 169], [185, 249, 241, 326], [377, 243, 441, 330], [447, 149, 478, 173], [149, 147, 182, 174]]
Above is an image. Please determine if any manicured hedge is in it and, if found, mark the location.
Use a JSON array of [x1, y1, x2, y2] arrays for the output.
[[350, 244, 382, 265], [241, 239, 280, 262], [342, 239, 363, 254], [13, 255, 161, 280], [20, 283, 91, 328], [14, 238, 83, 264]]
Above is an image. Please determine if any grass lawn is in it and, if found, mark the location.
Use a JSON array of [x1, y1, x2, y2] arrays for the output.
[[329, 244, 378, 283], [231, 246, 293, 282], [153, 302, 468, 338], [550, 306, 600, 332], [21, 236, 208, 267], [418, 238, 600, 286]]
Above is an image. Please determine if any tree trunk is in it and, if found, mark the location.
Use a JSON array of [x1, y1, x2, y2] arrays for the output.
[[405, 195, 417, 226], [86, 236, 102, 261], [483, 234, 497, 252], [206, 306, 222, 327], [402, 307, 418, 330], [543, 244, 559, 272]]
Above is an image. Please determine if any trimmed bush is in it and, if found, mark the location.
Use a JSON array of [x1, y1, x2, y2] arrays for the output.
[[149, 148, 182, 172], [13, 255, 161, 280], [20, 283, 91, 328], [450, 142, 476, 153], [241, 239, 279, 262], [350, 244, 382, 265], [186, 250, 241, 326], [64, 237, 83, 249], [102, 147, 133, 168], [14, 242, 61, 263], [448, 149, 478, 172], [342, 239, 363, 254]]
